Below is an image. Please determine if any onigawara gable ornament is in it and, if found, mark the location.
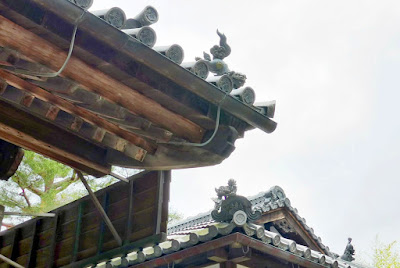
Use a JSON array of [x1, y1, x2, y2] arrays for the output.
[[211, 179, 262, 224]]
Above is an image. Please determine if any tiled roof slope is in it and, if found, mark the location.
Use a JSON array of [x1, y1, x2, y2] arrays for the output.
[[92, 221, 366, 268], [168, 186, 333, 256]]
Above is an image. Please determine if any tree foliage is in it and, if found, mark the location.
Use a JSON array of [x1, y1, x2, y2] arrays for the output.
[[0, 150, 117, 226], [168, 209, 184, 224], [373, 240, 400, 268], [0, 150, 179, 230]]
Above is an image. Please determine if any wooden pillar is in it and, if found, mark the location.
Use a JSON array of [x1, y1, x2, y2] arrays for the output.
[[124, 179, 135, 245], [154, 171, 165, 234], [0, 205, 4, 227]]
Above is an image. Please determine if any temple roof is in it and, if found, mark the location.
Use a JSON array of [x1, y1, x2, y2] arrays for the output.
[[0, 0, 276, 176], [168, 186, 333, 257], [92, 220, 360, 268]]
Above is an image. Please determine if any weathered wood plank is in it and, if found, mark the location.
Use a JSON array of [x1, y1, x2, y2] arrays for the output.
[[26, 220, 39, 268], [71, 203, 83, 263], [0, 79, 7, 94], [71, 117, 83, 132], [0, 15, 205, 142], [0, 171, 169, 267], [45, 105, 60, 121], [0, 70, 153, 158], [20, 93, 35, 107], [46, 212, 59, 268], [0, 99, 110, 176], [10, 229, 21, 263], [96, 193, 109, 255], [78, 172, 122, 247]]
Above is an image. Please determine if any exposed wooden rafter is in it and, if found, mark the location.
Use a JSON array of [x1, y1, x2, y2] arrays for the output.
[[0, 100, 110, 176], [0, 15, 205, 143], [0, 70, 153, 158]]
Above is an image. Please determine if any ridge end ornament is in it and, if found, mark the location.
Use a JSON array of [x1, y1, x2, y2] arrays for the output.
[[341, 237, 355, 262], [196, 30, 247, 88], [211, 179, 261, 223]]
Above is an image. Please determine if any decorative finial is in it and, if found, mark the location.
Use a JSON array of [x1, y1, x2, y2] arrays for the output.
[[341, 237, 355, 262], [211, 30, 231, 60], [211, 179, 261, 223], [195, 31, 247, 88]]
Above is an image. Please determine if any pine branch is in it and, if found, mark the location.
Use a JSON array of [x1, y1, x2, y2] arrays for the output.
[[26, 185, 43, 196], [0, 196, 25, 209], [52, 171, 79, 192], [20, 188, 31, 208]]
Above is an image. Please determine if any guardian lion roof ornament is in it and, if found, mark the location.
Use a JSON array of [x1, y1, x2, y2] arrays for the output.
[[211, 179, 261, 223]]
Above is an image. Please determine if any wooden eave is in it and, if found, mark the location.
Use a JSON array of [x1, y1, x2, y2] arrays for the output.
[[132, 233, 326, 268], [255, 207, 325, 254], [0, 0, 277, 176]]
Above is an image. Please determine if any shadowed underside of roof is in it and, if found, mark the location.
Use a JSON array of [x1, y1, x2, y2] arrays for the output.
[[0, 0, 277, 177]]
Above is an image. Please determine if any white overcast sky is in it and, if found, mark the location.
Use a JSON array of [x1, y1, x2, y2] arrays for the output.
[[92, 0, 399, 262]]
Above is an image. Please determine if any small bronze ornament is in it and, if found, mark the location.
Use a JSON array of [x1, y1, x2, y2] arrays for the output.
[[341, 238, 355, 262]]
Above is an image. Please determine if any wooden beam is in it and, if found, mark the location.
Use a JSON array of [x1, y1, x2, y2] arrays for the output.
[[207, 248, 229, 263], [0, 254, 24, 268], [2, 212, 55, 217], [284, 210, 323, 253], [45, 105, 60, 121], [20, 93, 34, 107], [0, 70, 154, 157], [0, 79, 6, 94], [71, 117, 83, 131], [0, 15, 204, 143], [254, 208, 286, 225], [228, 246, 252, 263], [109, 172, 129, 183], [92, 127, 106, 142], [0, 99, 110, 176], [241, 252, 287, 268], [220, 262, 237, 268]]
